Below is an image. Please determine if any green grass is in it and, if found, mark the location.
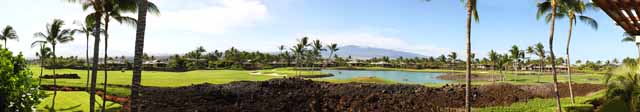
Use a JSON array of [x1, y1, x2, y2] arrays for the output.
[[33, 66, 323, 87], [476, 90, 604, 112], [36, 91, 121, 112]]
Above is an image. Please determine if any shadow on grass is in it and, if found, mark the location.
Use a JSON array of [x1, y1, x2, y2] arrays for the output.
[[44, 104, 82, 112]]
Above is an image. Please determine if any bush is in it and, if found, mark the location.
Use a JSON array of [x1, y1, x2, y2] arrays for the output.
[[0, 49, 44, 111]]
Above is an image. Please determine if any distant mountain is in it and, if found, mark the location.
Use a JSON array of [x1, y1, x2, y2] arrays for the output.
[[322, 45, 425, 59]]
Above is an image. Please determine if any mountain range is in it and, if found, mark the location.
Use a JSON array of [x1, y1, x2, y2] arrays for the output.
[[322, 45, 425, 59]]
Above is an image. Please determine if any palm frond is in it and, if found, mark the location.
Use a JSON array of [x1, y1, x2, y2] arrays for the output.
[[622, 36, 636, 42], [578, 15, 598, 30], [30, 40, 48, 48], [113, 15, 137, 27], [147, 2, 161, 15], [537, 1, 552, 20], [33, 32, 47, 39]]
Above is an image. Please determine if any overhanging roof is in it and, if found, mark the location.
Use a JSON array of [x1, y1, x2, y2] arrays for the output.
[[594, 0, 640, 35]]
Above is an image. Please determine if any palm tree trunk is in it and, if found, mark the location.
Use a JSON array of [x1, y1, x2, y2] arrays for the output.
[[548, 1, 563, 111], [90, 11, 103, 112], [131, 1, 148, 111], [86, 34, 90, 92], [39, 45, 44, 86], [52, 45, 57, 109], [465, 1, 472, 111], [39, 56, 43, 85], [539, 56, 544, 82], [102, 14, 111, 112], [566, 18, 575, 104], [4, 40, 6, 49]]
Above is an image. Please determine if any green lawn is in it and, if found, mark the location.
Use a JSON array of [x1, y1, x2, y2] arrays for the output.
[[36, 91, 121, 112], [33, 66, 324, 87], [476, 90, 605, 112]]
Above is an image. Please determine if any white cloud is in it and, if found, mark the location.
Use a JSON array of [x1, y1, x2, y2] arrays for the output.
[[148, 0, 268, 33]]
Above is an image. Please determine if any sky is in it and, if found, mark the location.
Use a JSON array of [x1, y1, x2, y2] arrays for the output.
[[0, 0, 633, 61]]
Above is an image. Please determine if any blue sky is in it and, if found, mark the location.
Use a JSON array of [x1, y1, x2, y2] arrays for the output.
[[0, 0, 633, 61]]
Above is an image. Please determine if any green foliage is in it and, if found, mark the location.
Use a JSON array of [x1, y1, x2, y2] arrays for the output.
[[0, 49, 43, 111], [602, 63, 640, 111]]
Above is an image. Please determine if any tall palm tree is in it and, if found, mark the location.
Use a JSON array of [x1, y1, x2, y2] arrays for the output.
[[537, 0, 563, 110], [33, 19, 75, 110], [65, 0, 105, 111], [31, 41, 50, 86], [0, 25, 19, 49], [130, 0, 156, 111], [99, 1, 138, 109], [326, 43, 339, 68], [73, 20, 97, 92], [460, 0, 479, 111], [545, 0, 598, 104]]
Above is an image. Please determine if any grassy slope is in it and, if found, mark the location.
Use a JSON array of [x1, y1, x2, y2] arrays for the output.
[[36, 91, 121, 112]]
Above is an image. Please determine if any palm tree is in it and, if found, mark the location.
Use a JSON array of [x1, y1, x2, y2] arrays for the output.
[[547, 0, 599, 104], [73, 20, 97, 93], [448, 52, 457, 69], [0, 25, 19, 49], [311, 40, 324, 70], [65, 0, 105, 111], [33, 19, 75, 110], [488, 50, 499, 80], [99, 1, 139, 109], [497, 53, 512, 81], [291, 43, 305, 75], [533, 43, 546, 82], [326, 43, 339, 68], [526, 46, 535, 66], [509, 45, 524, 71], [537, 0, 563, 110], [460, 0, 479, 111], [31, 41, 50, 86], [130, 0, 155, 111]]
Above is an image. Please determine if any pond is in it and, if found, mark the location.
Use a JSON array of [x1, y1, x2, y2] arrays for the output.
[[321, 70, 450, 84]]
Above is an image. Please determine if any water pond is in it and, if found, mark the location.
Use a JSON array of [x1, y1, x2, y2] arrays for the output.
[[321, 70, 450, 84]]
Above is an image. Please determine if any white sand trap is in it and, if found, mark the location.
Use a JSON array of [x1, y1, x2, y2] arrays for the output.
[[250, 71, 286, 77]]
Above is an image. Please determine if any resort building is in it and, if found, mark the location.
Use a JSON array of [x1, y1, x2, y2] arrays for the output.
[[371, 61, 391, 67], [347, 60, 364, 66]]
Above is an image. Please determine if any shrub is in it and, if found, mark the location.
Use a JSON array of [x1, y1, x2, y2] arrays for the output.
[[0, 49, 44, 111]]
